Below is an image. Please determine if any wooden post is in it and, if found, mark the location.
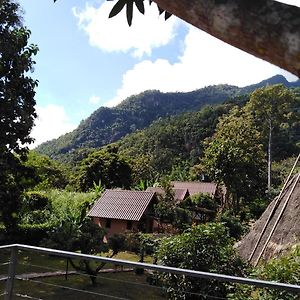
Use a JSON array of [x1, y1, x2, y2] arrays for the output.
[[4, 247, 17, 300]]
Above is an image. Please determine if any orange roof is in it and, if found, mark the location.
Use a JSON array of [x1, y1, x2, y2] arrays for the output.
[[171, 181, 217, 197], [87, 189, 156, 221]]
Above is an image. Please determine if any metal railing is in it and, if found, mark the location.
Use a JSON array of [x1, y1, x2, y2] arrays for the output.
[[0, 244, 299, 299]]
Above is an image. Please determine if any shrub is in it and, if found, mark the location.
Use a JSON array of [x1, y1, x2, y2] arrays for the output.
[[23, 191, 50, 210], [220, 211, 246, 239], [157, 223, 247, 299], [20, 191, 51, 225], [46, 189, 96, 225], [108, 233, 126, 255], [17, 223, 53, 245]]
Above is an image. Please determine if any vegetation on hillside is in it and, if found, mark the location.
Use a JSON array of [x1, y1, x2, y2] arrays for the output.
[[35, 75, 300, 164]]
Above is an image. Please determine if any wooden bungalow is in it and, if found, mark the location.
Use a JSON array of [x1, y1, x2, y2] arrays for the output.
[[87, 189, 157, 238]]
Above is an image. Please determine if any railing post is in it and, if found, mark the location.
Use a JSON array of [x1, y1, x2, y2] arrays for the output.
[[4, 246, 18, 300]]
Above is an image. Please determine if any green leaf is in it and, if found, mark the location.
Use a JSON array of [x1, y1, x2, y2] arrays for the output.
[[165, 11, 172, 20], [135, 0, 145, 14], [109, 0, 127, 19], [157, 5, 164, 15], [126, 0, 134, 26]]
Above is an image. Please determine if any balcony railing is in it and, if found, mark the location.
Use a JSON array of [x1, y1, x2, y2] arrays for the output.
[[0, 244, 299, 299]]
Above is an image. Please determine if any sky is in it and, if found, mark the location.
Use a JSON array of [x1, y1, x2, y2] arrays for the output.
[[17, 0, 300, 147]]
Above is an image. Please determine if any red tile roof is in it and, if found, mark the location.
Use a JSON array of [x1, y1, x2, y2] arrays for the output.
[[171, 181, 217, 197], [87, 190, 156, 221], [146, 187, 189, 201]]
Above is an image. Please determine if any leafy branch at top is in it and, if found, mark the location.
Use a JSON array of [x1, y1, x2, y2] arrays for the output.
[[108, 0, 172, 26], [54, 0, 172, 26]]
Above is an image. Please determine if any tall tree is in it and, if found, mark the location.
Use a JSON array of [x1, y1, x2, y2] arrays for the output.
[[0, 0, 38, 234], [75, 146, 132, 191], [201, 107, 266, 212], [246, 85, 299, 190]]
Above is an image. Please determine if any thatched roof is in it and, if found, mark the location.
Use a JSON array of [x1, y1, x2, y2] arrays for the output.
[[236, 172, 300, 265]]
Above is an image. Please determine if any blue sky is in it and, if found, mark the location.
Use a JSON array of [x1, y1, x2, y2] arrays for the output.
[[18, 0, 299, 147]]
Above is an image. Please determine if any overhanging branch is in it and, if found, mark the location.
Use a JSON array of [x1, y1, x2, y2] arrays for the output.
[[153, 0, 300, 77]]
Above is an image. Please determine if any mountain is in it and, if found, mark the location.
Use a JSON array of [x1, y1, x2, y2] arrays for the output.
[[117, 103, 235, 176], [241, 74, 300, 94], [36, 75, 300, 162]]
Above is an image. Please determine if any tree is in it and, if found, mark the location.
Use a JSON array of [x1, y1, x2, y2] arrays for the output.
[[24, 151, 70, 190], [0, 0, 38, 154], [0, 0, 38, 234], [245, 85, 299, 190], [201, 106, 267, 212], [182, 193, 219, 224], [154, 180, 191, 232], [76, 146, 132, 191]]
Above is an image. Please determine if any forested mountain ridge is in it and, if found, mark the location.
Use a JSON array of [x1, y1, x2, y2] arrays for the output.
[[36, 75, 300, 162]]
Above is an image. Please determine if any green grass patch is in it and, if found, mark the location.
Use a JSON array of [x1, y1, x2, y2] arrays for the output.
[[0, 249, 165, 299]]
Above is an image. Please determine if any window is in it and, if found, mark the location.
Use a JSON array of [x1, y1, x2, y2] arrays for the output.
[[126, 220, 133, 230], [105, 218, 111, 228]]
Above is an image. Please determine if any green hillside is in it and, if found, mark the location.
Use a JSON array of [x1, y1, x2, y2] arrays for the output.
[[36, 75, 300, 162], [117, 103, 234, 176]]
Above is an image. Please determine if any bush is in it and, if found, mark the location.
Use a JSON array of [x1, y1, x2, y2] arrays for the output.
[[20, 191, 51, 224], [108, 233, 126, 255], [0, 225, 6, 243], [46, 189, 96, 225], [220, 211, 246, 239], [23, 191, 50, 210], [14, 223, 54, 245], [157, 223, 247, 299]]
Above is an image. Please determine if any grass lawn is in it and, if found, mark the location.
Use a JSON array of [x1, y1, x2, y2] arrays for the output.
[[0, 250, 165, 299], [13, 272, 166, 299]]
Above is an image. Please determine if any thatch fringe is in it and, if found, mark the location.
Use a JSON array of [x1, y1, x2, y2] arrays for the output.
[[236, 172, 300, 265]]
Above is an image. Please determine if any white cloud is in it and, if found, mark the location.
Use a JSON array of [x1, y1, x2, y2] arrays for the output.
[[105, 26, 298, 107], [73, 1, 178, 57], [275, 0, 300, 7], [30, 104, 76, 148], [89, 95, 101, 105]]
